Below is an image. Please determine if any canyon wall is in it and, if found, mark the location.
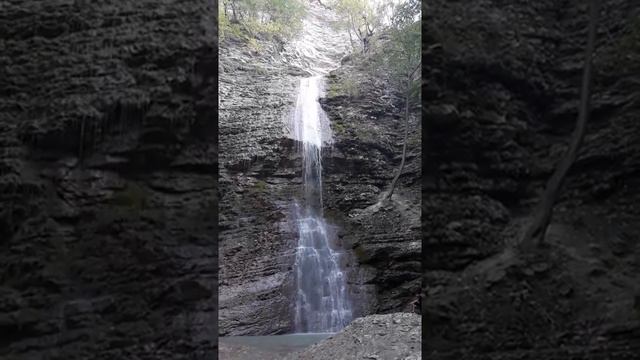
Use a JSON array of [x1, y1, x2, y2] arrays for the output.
[[218, 5, 421, 335], [0, 1, 217, 358], [424, 0, 640, 357]]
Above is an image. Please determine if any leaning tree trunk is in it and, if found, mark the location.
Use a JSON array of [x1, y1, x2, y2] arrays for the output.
[[519, 0, 599, 250], [230, 0, 239, 23], [362, 36, 370, 54], [347, 28, 356, 52], [385, 74, 411, 200]]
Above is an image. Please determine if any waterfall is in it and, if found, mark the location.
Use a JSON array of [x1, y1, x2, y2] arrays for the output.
[[292, 76, 352, 333]]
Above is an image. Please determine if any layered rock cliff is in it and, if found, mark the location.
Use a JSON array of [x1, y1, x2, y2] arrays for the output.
[[218, 3, 421, 336], [424, 0, 640, 358], [321, 60, 422, 317], [0, 1, 217, 358], [218, 38, 300, 334]]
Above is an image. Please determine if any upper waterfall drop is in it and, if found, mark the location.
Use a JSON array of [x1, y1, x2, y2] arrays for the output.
[[283, 0, 353, 334], [291, 74, 352, 332], [293, 76, 327, 149]]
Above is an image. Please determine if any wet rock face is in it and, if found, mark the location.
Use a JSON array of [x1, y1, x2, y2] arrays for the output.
[[424, 0, 640, 357], [219, 33, 422, 332], [219, 2, 421, 334], [0, 1, 216, 359], [217, 28, 306, 336], [320, 63, 422, 319], [284, 313, 421, 360], [219, 2, 380, 336]]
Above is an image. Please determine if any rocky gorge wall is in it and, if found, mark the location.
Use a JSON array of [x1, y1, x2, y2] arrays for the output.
[[218, 34, 302, 335], [424, 0, 640, 358], [218, 3, 421, 336], [0, 1, 217, 359], [321, 61, 422, 317]]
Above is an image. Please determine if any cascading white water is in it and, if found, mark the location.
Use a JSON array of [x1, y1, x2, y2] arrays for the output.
[[292, 76, 352, 333]]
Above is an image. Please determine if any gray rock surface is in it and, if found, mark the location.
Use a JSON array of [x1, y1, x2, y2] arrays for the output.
[[218, 36, 300, 334], [284, 313, 421, 360], [423, 0, 640, 358], [218, 2, 421, 336], [321, 61, 422, 318], [217, 20, 311, 336], [218, 341, 285, 360], [0, 1, 217, 358]]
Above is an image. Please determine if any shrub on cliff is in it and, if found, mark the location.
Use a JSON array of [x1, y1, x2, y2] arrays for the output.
[[219, 0, 307, 44], [612, 15, 640, 73], [111, 183, 150, 210]]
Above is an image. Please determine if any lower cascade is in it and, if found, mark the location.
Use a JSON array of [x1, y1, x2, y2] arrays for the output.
[[292, 76, 352, 333]]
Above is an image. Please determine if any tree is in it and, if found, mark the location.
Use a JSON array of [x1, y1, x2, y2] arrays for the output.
[[333, 0, 384, 54], [385, 61, 420, 200], [381, 0, 421, 200], [519, 0, 600, 250], [219, 0, 307, 42]]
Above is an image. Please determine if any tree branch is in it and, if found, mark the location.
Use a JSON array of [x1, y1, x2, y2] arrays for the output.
[[410, 61, 421, 78]]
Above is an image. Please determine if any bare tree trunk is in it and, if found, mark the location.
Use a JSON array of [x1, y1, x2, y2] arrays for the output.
[[231, 0, 239, 23], [349, 14, 363, 51], [347, 28, 356, 52], [386, 75, 411, 200], [519, 0, 599, 250]]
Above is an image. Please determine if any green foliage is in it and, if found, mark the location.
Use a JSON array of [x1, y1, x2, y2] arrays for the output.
[[253, 180, 267, 192], [332, 121, 346, 135], [611, 15, 640, 72], [331, 0, 384, 53], [219, 0, 306, 46], [390, 0, 420, 28], [353, 121, 379, 142], [328, 75, 360, 98], [111, 183, 150, 210], [368, 0, 421, 104], [247, 37, 262, 52], [407, 130, 421, 148], [620, 17, 640, 50], [353, 245, 370, 262], [219, 2, 229, 41], [333, 0, 375, 28]]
